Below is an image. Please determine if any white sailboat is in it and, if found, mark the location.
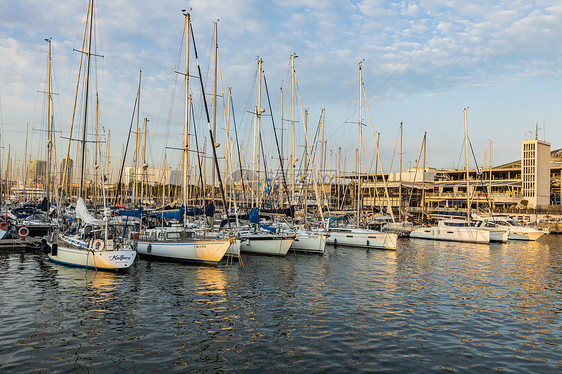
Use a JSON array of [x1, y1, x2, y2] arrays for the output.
[[410, 108, 491, 244], [47, 0, 137, 271], [237, 226, 295, 256], [135, 225, 233, 265], [325, 217, 398, 250], [48, 200, 136, 270], [290, 228, 327, 254], [324, 62, 398, 251], [131, 11, 233, 265], [409, 219, 490, 244]]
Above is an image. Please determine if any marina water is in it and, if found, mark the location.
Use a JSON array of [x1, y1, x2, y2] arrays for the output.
[[2, 236, 561, 372]]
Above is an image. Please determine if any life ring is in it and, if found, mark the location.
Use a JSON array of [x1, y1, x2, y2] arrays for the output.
[[18, 226, 29, 237], [0, 221, 8, 231], [93, 239, 105, 251]]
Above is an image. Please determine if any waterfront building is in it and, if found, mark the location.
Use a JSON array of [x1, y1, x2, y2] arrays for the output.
[[521, 139, 550, 208], [27, 160, 46, 185], [347, 139, 561, 215]]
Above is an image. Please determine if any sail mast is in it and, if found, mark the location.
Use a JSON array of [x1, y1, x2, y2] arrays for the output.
[[357, 61, 362, 226], [182, 10, 190, 213], [399, 122, 403, 221], [78, 0, 94, 199], [290, 54, 297, 203], [45, 38, 53, 204], [133, 69, 141, 206], [211, 21, 218, 205], [255, 58, 263, 207], [464, 108, 470, 221]]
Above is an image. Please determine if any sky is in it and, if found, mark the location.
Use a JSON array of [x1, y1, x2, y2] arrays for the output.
[[1, 0, 561, 184]]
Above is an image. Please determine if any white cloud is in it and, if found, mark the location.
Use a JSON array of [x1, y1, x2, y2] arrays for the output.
[[1, 0, 562, 173]]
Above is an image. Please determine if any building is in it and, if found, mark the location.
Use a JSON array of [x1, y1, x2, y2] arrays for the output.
[[27, 160, 46, 185], [345, 139, 561, 215], [521, 139, 550, 208]]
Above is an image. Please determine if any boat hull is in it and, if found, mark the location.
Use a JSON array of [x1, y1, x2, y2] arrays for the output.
[[136, 239, 232, 265], [507, 230, 546, 241], [326, 230, 398, 250], [291, 232, 327, 254], [48, 245, 136, 271], [489, 230, 509, 243], [410, 226, 490, 244], [237, 235, 294, 256]]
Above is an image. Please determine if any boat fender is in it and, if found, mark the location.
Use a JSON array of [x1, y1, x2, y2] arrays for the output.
[[0, 221, 8, 231], [147, 244, 152, 254], [40, 239, 51, 254], [366, 240, 370, 246], [93, 239, 105, 251], [18, 226, 29, 239], [51, 243, 58, 256], [333, 238, 337, 246]]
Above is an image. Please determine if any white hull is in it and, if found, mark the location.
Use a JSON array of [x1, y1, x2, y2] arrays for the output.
[[136, 239, 232, 265], [290, 232, 327, 253], [410, 226, 490, 244], [48, 236, 136, 271], [507, 230, 546, 241], [489, 230, 509, 243], [326, 229, 398, 250], [237, 235, 295, 256], [471, 216, 547, 242]]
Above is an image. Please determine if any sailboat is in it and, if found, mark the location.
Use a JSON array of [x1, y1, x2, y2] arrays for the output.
[[326, 61, 398, 250], [46, 0, 137, 271], [134, 10, 233, 265], [409, 109, 492, 244]]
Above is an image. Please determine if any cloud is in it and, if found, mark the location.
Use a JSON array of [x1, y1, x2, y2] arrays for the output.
[[1, 0, 562, 173]]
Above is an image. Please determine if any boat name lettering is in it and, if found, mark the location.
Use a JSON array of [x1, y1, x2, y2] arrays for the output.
[[109, 254, 132, 261]]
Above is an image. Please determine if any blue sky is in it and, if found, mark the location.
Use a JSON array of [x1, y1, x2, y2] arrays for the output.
[[1, 0, 561, 183]]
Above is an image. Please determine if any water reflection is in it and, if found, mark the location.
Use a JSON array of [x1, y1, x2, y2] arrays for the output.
[[1, 237, 561, 372]]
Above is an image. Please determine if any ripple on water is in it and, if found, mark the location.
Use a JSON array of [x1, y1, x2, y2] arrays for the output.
[[1, 236, 562, 372]]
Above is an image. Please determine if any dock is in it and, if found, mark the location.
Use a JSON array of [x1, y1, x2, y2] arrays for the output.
[[0, 237, 42, 250]]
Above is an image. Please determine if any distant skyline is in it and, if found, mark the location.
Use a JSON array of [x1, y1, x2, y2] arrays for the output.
[[1, 0, 561, 182]]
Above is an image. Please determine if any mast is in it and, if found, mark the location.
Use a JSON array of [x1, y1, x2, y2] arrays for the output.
[[141, 117, 148, 205], [464, 108, 470, 221], [45, 38, 54, 204], [94, 93, 100, 205], [489, 140, 493, 211], [280, 87, 284, 173], [357, 61, 363, 226], [133, 69, 142, 206], [422, 132, 426, 220], [182, 10, 190, 210], [211, 21, 218, 204], [225, 88, 232, 210], [255, 58, 263, 207], [290, 54, 297, 202], [320, 107, 326, 207], [78, 0, 94, 199], [189, 16, 233, 219], [399, 122, 403, 221]]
